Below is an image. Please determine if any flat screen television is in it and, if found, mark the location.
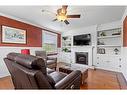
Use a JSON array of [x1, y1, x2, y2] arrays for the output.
[[73, 34, 91, 46]]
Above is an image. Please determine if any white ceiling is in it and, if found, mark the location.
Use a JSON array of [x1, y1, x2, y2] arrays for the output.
[[0, 6, 125, 32]]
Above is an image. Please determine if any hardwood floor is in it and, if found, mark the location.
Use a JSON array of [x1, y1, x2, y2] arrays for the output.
[[80, 69, 127, 89], [0, 76, 14, 89], [0, 69, 126, 89]]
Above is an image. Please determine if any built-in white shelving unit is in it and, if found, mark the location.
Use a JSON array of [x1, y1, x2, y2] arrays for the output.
[[60, 36, 72, 63], [97, 28, 122, 55], [96, 27, 122, 72], [62, 36, 71, 52]]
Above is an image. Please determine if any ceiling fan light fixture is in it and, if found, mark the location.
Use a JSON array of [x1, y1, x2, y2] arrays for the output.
[[57, 15, 67, 21], [50, 5, 80, 25]]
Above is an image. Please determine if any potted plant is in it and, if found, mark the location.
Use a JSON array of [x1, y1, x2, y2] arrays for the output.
[[62, 48, 68, 52], [100, 32, 106, 36], [62, 37, 68, 40]]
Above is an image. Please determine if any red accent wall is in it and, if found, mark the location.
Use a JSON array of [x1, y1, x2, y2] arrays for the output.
[[0, 16, 42, 47], [57, 34, 61, 48], [123, 16, 127, 47], [0, 16, 61, 48]]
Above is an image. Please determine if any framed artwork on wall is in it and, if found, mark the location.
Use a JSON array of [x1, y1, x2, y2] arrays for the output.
[[2, 26, 26, 44]]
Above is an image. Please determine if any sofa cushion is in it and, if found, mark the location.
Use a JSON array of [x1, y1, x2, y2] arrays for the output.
[[46, 74, 56, 88], [49, 71, 67, 83], [47, 68, 54, 74], [47, 60, 56, 65], [7, 52, 47, 75], [7, 52, 19, 61]]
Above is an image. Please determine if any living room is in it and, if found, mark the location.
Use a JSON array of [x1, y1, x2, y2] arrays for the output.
[[0, 3, 127, 92]]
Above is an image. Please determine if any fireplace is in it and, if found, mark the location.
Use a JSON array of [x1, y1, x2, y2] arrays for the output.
[[75, 52, 88, 65]]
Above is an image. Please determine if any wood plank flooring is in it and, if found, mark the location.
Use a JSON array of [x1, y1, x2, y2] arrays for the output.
[[0, 69, 126, 89], [0, 76, 14, 89], [80, 69, 127, 89]]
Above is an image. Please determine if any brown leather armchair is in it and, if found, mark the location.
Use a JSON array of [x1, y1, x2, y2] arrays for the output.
[[4, 53, 81, 89], [35, 51, 57, 70]]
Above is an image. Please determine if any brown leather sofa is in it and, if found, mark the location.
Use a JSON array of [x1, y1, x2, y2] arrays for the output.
[[4, 53, 81, 89], [35, 51, 57, 70]]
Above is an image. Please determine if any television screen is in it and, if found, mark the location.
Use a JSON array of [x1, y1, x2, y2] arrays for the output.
[[73, 34, 91, 46]]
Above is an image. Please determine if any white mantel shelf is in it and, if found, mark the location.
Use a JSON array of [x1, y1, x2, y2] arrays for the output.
[[71, 46, 95, 48]]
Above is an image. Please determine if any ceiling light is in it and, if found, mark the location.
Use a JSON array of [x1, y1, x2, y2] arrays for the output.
[[57, 15, 67, 21]]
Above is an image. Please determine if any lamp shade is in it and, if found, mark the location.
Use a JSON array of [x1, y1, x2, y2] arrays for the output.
[[21, 49, 30, 55]]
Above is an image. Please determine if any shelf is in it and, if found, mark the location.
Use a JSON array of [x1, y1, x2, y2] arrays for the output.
[[62, 40, 71, 42], [97, 35, 121, 39], [97, 54, 121, 56], [97, 28, 121, 32], [62, 46, 71, 48], [62, 52, 71, 54], [97, 45, 121, 47]]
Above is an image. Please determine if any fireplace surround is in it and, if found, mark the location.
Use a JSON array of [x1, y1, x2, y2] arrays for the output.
[[75, 52, 88, 65]]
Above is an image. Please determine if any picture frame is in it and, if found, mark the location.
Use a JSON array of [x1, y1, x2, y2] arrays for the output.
[[2, 26, 26, 44]]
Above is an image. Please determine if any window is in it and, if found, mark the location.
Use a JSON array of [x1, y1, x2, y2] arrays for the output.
[[43, 31, 57, 53]]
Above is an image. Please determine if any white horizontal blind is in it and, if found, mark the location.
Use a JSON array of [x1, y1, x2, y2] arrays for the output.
[[43, 31, 57, 45], [43, 30, 57, 52]]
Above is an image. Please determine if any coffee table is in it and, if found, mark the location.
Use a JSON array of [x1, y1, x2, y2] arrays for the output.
[[59, 63, 88, 85]]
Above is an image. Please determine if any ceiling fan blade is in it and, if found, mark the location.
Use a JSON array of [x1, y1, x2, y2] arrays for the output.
[[52, 19, 57, 22], [67, 15, 80, 18], [42, 9, 56, 15], [64, 20, 69, 25]]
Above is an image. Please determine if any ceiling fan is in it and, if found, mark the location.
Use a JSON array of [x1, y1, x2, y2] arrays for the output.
[[42, 5, 81, 25]]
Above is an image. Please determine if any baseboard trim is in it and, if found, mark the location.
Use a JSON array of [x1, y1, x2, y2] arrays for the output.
[[94, 66, 121, 73]]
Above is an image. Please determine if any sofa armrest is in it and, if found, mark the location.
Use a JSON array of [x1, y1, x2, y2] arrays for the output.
[[36, 56, 47, 63], [47, 56, 57, 61], [55, 70, 81, 89]]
